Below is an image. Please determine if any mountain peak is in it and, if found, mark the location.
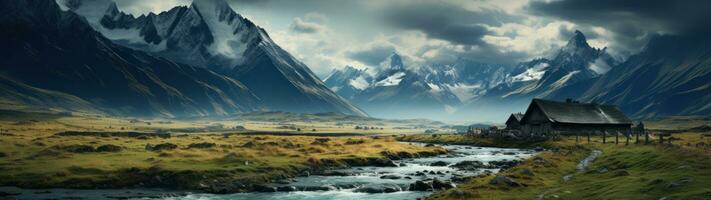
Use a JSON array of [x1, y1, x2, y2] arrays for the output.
[[566, 30, 590, 49], [191, 0, 232, 14], [389, 52, 404, 69], [104, 1, 119, 17]]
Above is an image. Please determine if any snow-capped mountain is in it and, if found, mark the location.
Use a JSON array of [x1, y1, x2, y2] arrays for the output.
[[325, 31, 622, 121], [324, 53, 478, 119], [545, 34, 711, 118], [57, 0, 367, 116], [417, 61, 511, 102], [323, 66, 372, 99], [479, 31, 616, 101], [0, 0, 263, 117]]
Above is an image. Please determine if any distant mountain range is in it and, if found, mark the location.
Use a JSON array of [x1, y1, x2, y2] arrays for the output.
[[324, 53, 464, 119], [0, 0, 366, 117], [325, 31, 711, 121]]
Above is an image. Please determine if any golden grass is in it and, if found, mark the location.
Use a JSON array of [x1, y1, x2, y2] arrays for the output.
[[0, 114, 445, 189]]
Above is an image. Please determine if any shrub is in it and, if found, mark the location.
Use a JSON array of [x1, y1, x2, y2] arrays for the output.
[[146, 143, 178, 151], [188, 142, 216, 149], [96, 144, 122, 152]]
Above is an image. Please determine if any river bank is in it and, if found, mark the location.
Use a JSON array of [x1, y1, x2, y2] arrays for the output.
[[0, 131, 446, 194], [420, 133, 711, 200], [3, 144, 535, 200]]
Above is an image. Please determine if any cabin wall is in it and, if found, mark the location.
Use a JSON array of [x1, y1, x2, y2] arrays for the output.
[[505, 119, 520, 130], [521, 122, 631, 136]]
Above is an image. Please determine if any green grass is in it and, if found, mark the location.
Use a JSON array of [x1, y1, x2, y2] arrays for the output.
[[424, 134, 711, 200]]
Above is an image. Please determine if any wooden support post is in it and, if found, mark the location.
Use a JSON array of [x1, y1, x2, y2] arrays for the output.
[[635, 130, 640, 144], [626, 133, 630, 145], [603, 131, 607, 144], [659, 134, 663, 144], [615, 131, 619, 144], [587, 132, 591, 143], [645, 131, 649, 144]]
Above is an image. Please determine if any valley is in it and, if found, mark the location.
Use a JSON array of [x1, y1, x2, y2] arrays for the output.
[[0, 0, 709, 199]]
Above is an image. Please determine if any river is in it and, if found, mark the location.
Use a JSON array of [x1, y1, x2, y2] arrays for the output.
[[8, 143, 535, 200]]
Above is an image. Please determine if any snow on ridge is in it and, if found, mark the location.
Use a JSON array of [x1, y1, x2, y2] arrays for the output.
[[446, 83, 483, 102], [510, 63, 549, 82], [190, 2, 249, 61], [348, 76, 370, 90], [374, 72, 405, 87], [550, 70, 580, 89], [427, 83, 442, 93], [588, 57, 611, 75]]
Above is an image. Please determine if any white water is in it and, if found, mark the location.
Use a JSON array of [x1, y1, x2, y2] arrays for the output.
[[10, 144, 535, 200]]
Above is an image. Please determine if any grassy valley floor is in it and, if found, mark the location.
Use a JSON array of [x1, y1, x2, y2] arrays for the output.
[[399, 133, 711, 200], [0, 113, 446, 192]]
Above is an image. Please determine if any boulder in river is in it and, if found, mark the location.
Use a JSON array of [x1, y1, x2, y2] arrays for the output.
[[321, 171, 354, 176], [252, 184, 276, 192], [354, 184, 401, 193], [379, 175, 401, 179], [451, 160, 486, 171], [430, 161, 449, 166], [276, 186, 298, 192], [371, 158, 398, 167], [432, 179, 455, 190], [409, 180, 433, 191]]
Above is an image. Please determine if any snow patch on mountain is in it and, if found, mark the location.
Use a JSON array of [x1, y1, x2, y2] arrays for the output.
[[589, 57, 612, 75], [374, 72, 405, 87], [549, 70, 580, 89], [349, 76, 370, 90], [445, 83, 483, 102], [192, 0, 249, 60], [510, 63, 549, 82]]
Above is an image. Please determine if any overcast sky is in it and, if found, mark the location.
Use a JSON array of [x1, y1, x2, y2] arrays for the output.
[[112, 0, 711, 78]]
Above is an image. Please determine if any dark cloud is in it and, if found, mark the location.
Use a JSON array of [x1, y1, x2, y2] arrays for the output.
[[382, 2, 519, 46], [347, 44, 397, 66], [289, 18, 323, 34], [417, 43, 529, 66], [527, 0, 711, 37]]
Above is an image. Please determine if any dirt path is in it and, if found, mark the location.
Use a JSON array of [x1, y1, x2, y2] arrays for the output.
[[538, 149, 602, 199]]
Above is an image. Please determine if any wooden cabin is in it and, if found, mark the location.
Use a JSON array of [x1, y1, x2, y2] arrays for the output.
[[518, 99, 633, 136], [505, 113, 523, 130]]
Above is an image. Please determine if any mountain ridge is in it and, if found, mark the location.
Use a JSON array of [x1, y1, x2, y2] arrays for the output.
[[54, 0, 367, 117]]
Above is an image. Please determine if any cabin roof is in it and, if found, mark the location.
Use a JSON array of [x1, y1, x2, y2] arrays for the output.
[[523, 99, 633, 125], [506, 113, 524, 124], [512, 113, 523, 121]]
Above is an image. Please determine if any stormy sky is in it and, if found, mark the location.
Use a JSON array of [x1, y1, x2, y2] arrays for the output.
[[112, 0, 711, 77]]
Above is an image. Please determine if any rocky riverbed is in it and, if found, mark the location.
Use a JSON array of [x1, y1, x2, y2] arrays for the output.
[[5, 143, 535, 200]]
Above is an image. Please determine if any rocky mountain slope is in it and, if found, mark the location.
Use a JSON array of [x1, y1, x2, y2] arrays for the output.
[[546, 35, 711, 118], [55, 0, 367, 116], [0, 0, 267, 117]]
